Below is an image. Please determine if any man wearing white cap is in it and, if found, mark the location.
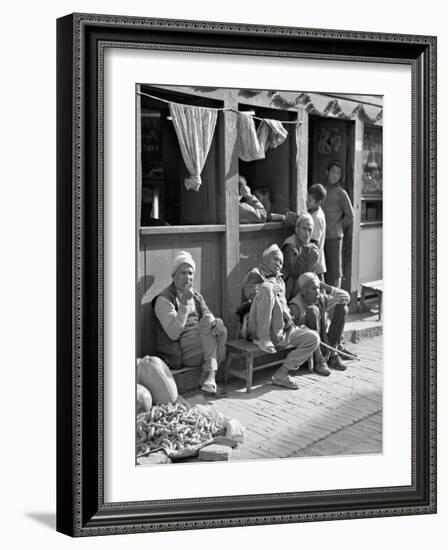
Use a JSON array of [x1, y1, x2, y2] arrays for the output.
[[289, 272, 351, 373], [153, 251, 228, 396], [239, 244, 320, 389]]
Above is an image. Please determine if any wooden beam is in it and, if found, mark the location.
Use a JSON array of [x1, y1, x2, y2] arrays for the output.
[[350, 116, 364, 310], [136, 85, 143, 355], [140, 224, 226, 235], [222, 90, 240, 336], [295, 108, 309, 212]]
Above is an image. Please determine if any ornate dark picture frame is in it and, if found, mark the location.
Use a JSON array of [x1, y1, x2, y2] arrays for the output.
[[56, 13, 437, 537]]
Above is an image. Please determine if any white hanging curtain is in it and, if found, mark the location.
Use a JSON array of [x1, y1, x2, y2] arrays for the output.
[[237, 112, 265, 162], [169, 102, 218, 191]]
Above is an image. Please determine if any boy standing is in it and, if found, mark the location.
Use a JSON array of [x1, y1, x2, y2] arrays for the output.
[[321, 161, 354, 288], [307, 183, 327, 281]]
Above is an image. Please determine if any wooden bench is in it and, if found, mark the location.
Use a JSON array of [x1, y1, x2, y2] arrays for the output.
[[223, 339, 309, 393], [360, 279, 383, 320]]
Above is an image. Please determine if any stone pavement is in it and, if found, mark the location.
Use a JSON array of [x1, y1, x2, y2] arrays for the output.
[[297, 411, 382, 457], [183, 335, 383, 461]]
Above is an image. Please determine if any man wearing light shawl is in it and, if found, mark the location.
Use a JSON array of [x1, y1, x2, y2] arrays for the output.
[[238, 245, 320, 389]]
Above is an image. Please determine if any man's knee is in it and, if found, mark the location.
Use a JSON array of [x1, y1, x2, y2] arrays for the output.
[[306, 304, 320, 316], [334, 303, 349, 316], [291, 327, 320, 351], [198, 315, 228, 342], [304, 304, 320, 329], [306, 329, 320, 351], [198, 315, 216, 339], [199, 314, 215, 330]]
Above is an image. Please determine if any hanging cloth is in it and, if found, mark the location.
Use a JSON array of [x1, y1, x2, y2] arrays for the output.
[[237, 112, 265, 162], [169, 102, 218, 191], [257, 119, 288, 152]]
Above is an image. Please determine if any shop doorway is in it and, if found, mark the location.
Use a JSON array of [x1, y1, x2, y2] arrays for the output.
[[308, 115, 355, 292]]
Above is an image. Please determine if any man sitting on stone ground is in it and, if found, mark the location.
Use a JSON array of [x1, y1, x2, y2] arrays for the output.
[[289, 272, 351, 374], [238, 244, 320, 389], [153, 251, 228, 397]]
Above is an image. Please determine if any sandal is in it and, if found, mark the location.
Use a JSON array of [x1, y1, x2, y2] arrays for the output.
[[253, 339, 276, 354], [271, 375, 300, 390], [200, 381, 229, 398]]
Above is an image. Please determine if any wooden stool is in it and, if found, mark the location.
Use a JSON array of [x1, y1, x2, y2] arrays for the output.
[[223, 339, 311, 393], [360, 279, 383, 320]]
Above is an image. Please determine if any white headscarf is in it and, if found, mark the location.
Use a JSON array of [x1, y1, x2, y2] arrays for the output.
[[262, 243, 282, 259], [171, 251, 196, 275]]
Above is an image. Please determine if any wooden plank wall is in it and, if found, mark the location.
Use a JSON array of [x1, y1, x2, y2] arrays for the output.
[[138, 232, 222, 357], [359, 226, 383, 285]]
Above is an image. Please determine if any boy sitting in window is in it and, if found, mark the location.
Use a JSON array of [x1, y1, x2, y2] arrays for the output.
[[239, 176, 267, 224]]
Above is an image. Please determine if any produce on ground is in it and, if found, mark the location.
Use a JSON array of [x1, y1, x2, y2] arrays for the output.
[[136, 384, 153, 413], [136, 356, 178, 404], [136, 402, 226, 459]]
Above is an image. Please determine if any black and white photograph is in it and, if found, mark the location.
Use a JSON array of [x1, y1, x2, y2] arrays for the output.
[[135, 84, 384, 465]]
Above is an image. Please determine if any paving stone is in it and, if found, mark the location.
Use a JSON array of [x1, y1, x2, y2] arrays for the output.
[[198, 444, 233, 461], [137, 452, 172, 465], [293, 412, 383, 457]]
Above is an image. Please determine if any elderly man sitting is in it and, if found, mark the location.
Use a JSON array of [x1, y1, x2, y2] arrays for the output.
[[282, 211, 320, 301], [289, 272, 351, 374], [152, 251, 228, 397], [239, 244, 320, 389]]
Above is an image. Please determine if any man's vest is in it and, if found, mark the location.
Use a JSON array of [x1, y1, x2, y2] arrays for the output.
[[152, 283, 208, 369]]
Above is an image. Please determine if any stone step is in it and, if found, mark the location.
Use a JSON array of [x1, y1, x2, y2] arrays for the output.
[[172, 367, 201, 394], [343, 311, 383, 343]]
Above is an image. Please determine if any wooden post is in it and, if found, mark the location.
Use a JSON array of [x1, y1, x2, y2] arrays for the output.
[[295, 108, 309, 212], [136, 86, 143, 355], [350, 116, 364, 310], [221, 91, 240, 336]]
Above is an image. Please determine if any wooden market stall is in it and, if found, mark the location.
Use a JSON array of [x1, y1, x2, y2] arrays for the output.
[[136, 85, 383, 357]]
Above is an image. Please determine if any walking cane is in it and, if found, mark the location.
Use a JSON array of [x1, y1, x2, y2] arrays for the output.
[[320, 341, 361, 361]]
